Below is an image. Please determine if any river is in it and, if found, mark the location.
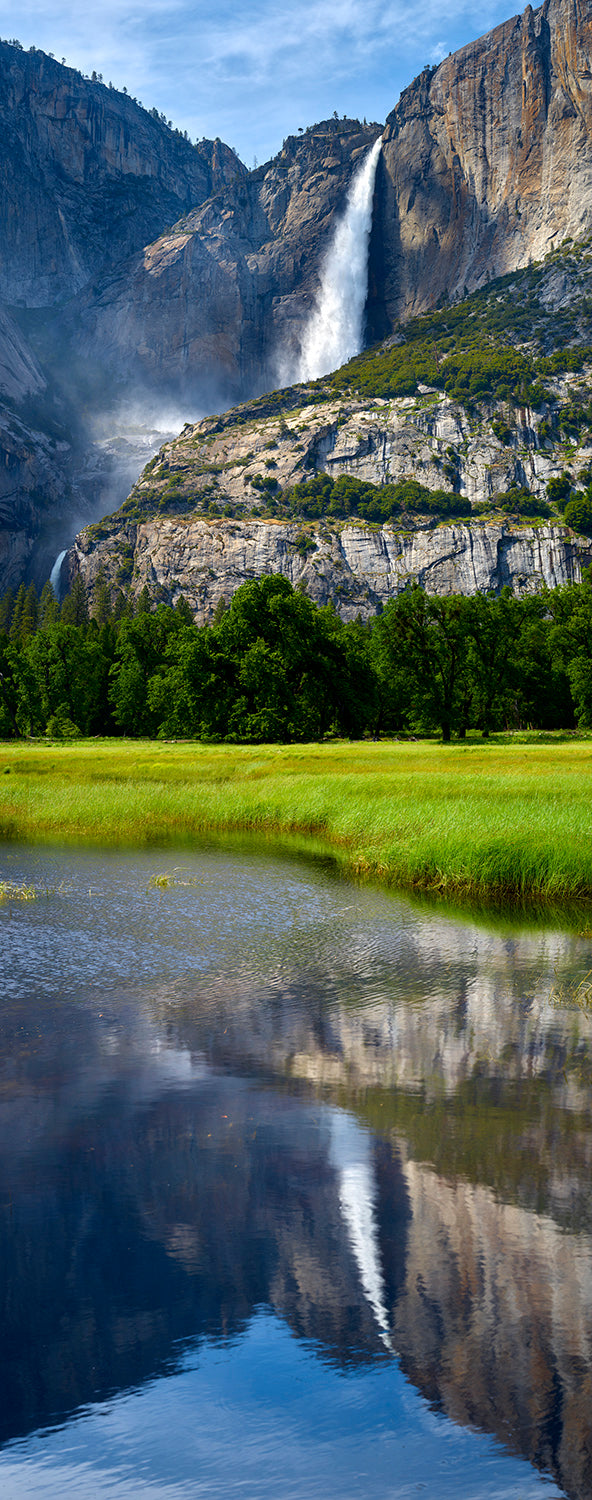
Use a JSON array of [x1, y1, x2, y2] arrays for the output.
[[0, 842, 590, 1498]]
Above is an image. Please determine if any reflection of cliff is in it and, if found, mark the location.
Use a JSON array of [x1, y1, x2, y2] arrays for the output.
[[3, 845, 592, 1496], [395, 1156, 592, 1500], [0, 1006, 402, 1443], [149, 912, 592, 1235], [1, 979, 591, 1496]]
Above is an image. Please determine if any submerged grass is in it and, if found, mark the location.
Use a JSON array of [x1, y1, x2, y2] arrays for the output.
[[1, 736, 592, 918], [0, 879, 36, 902]]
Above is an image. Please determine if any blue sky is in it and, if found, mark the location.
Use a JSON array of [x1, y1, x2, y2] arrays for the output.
[[1, 0, 519, 164]]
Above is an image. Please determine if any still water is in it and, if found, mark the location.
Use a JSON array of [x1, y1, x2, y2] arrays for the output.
[[1, 842, 591, 1499]]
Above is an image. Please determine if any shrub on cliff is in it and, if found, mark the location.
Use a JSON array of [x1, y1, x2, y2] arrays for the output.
[[286, 472, 470, 522], [564, 494, 592, 535]]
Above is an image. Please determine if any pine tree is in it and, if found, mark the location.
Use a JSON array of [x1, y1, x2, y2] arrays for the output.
[[175, 595, 193, 625], [61, 575, 89, 627], [9, 583, 27, 642], [136, 586, 151, 615], [39, 581, 59, 628], [112, 590, 130, 621], [93, 568, 112, 625], [0, 587, 14, 635], [21, 582, 39, 639]]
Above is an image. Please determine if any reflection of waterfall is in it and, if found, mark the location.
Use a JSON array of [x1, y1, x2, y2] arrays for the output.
[[49, 548, 66, 599], [287, 137, 382, 384], [329, 1107, 395, 1353]]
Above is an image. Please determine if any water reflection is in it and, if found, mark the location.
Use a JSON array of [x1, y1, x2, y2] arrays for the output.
[[0, 844, 590, 1497]]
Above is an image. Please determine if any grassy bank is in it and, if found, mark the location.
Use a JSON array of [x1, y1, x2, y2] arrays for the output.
[[2, 736, 592, 914]]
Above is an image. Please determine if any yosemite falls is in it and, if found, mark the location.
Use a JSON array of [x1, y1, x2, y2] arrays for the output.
[[287, 136, 382, 384]]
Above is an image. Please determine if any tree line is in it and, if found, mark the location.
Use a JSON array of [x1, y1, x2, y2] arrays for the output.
[[1, 570, 592, 742]]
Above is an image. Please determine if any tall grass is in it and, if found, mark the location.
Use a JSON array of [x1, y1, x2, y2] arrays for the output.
[[2, 737, 592, 913]]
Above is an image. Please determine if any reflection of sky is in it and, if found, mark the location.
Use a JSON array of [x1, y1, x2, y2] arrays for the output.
[[0, 1312, 564, 1499], [0, 842, 587, 1497], [7, 0, 520, 164]]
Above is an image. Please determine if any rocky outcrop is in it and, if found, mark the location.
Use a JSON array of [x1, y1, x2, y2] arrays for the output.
[[68, 383, 592, 618], [71, 512, 590, 621], [369, 0, 592, 332], [97, 385, 584, 517], [0, 41, 243, 307]]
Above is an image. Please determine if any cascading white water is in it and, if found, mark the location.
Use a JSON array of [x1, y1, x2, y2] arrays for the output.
[[290, 136, 382, 384], [49, 549, 67, 600], [329, 1106, 395, 1354]]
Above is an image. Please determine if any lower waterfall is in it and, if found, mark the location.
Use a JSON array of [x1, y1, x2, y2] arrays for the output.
[[289, 135, 382, 384]]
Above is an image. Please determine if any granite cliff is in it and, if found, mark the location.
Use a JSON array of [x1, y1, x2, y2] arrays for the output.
[[0, 40, 243, 307], [69, 353, 592, 618], [66, 0, 592, 396], [370, 0, 592, 333], [7, 0, 592, 595], [0, 39, 244, 588], [65, 118, 381, 402]]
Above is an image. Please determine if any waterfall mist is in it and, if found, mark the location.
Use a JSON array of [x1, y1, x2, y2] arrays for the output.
[[289, 137, 382, 384]]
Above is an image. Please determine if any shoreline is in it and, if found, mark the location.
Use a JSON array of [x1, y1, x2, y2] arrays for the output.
[[2, 736, 592, 927]]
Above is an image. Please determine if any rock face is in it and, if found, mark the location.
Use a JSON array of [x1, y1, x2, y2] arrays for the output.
[[68, 382, 592, 619], [369, 0, 592, 332], [0, 41, 243, 307], [72, 513, 590, 622], [67, 119, 381, 403], [0, 40, 245, 590], [67, 0, 592, 392], [0, 404, 75, 591], [99, 384, 582, 518]]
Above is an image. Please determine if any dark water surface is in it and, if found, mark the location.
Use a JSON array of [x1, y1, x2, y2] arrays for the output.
[[1, 843, 591, 1498]]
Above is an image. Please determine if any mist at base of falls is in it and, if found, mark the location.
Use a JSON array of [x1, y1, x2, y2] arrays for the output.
[[43, 140, 382, 590], [280, 137, 382, 387], [45, 396, 204, 591]]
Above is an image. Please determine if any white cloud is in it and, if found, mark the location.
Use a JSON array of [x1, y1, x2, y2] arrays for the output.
[[0, 0, 516, 161]]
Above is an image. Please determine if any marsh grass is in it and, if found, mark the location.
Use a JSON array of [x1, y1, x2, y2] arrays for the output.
[[147, 869, 205, 889], [2, 736, 592, 918], [549, 967, 592, 1014], [0, 879, 36, 902]]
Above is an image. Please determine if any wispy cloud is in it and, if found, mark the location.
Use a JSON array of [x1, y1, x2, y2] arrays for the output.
[[2, 0, 516, 161]]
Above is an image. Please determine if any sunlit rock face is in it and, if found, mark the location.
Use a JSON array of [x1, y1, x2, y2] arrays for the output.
[[369, 0, 592, 332], [70, 513, 590, 622], [69, 391, 592, 620]]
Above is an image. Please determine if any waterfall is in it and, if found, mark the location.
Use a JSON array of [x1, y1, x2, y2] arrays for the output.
[[329, 1107, 395, 1353], [289, 136, 382, 384], [49, 549, 67, 600]]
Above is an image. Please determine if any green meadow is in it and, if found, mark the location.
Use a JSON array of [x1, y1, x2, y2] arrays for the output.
[[2, 735, 592, 919]]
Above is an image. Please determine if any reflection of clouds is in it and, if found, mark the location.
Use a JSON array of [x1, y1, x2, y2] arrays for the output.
[[329, 1108, 395, 1352], [0, 1008, 210, 1170]]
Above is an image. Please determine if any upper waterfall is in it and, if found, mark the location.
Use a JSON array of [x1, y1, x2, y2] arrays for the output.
[[285, 135, 382, 385]]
